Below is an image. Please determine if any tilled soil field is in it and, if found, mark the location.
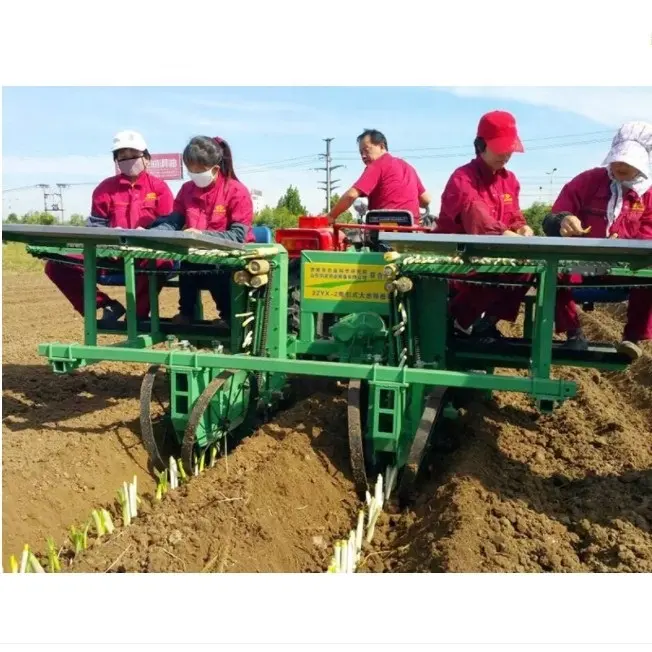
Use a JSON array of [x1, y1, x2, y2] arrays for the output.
[[2, 263, 651, 572], [367, 308, 652, 573]]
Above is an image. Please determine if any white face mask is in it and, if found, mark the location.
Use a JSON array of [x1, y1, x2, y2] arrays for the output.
[[188, 168, 216, 188]]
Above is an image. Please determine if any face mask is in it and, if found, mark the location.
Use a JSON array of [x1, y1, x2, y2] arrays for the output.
[[622, 174, 645, 189], [188, 168, 216, 188], [117, 157, 145, 177]]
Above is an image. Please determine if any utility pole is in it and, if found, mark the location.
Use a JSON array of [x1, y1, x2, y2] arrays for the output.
[[316, 138, 344, 212], [37, 184, 49, 213], [56, 184, 69, 223], [36, 183, 69, 223], [546, 168, 557, 201]]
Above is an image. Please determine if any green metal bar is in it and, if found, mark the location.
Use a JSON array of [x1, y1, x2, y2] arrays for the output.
[[268, 252, 288, 359], [148, 273, 160, 335], [400, 383, 425, 467], [37, 343, 577, 399], [123, 256, 138, 343], [230, 279, 246, 353], [294, 339, 337, 356], [430, 278, 449, 368], [83, 243, 98, 346], [299, 308, 316, 344], [531, 260, 558, 379], [523, 296, 534, 340], [452, 351, 628, 372]]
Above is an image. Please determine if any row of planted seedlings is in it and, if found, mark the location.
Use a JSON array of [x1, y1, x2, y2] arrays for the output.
[[6, 445, 221, 573], [326, 466, 397, 573]]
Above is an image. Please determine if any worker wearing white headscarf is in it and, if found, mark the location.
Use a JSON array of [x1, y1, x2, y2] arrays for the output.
[[543, 121, 652, 360]]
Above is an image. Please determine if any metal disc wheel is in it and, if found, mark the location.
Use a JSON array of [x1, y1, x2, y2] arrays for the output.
[[181, 370, 257, 475], [398, 387, 449, 505], [347, 379, 369, 499], [139, 365, 174, 472]]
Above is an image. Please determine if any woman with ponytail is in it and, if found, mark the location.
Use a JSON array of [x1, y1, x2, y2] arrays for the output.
[[149, 135, 254, 325]]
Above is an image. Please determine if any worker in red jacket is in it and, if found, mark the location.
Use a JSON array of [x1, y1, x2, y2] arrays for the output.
[[327, 129, 431, 223], [436, 110, 581, 346], [148, 136, 254, 326], [45, 130, 175, 321], [543, 121, 652, 360]]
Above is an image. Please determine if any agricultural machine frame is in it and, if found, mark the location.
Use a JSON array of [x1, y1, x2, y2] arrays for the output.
[[3, 222, 651, 503]]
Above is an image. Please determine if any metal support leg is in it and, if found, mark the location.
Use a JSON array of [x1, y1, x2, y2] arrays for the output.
[[194, 290, 204, 321], [83, 243, 98, 346], [532, 260, 558, 381], [523, 296, 534, 340], [149, 273, 160, 336], [124, 255, 138, 343]]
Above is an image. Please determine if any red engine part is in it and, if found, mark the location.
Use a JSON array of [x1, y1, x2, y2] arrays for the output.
[[275, 215, 345, 259]]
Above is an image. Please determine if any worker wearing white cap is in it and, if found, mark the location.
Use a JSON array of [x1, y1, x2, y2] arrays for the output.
[[44, 130, 175, 322], [544, 121, 652, 360]]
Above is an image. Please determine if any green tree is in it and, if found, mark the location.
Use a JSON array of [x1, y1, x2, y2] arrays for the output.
[[523, 202, 552, 236], [254, 205, 299, 230], [4, 213, 19, 224], [21, 211, 56, 225], [324, 193, 353, 223], [68, 213, 86, 226], [276, 185, 306, 216]]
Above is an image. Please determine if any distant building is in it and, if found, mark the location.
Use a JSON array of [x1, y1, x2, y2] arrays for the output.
[[251, 189, 263, 213]]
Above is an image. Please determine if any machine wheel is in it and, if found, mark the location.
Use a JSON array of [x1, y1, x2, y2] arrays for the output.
[[347, 379, 369, 499], [288, 287, 301, 334], [398, 387, 449, 505], [181, 370, 257, 475], [139, 365, 174, 472]]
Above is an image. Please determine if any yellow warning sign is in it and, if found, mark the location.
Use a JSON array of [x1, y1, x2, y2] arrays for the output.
[[302, 262, 389, 302]]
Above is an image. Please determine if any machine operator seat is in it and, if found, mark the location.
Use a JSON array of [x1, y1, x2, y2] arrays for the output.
[[358, 209, 415, 252]]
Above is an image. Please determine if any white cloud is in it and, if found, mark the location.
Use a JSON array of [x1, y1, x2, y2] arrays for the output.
[[445, 87, 652, 128]]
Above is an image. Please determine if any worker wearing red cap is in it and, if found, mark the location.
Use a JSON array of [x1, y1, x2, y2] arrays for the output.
[[44, 130, 175, 322], [437, 111, 581, 346]]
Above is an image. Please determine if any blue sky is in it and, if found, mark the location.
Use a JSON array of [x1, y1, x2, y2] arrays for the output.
[[3, 86, 652, 219]]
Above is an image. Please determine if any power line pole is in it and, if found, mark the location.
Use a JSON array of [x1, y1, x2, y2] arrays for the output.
[[316, 138, 344, 212], [37, 184, 49, 213], [545, 167, 557, 202], [56, 184, 69, 223], [36, 183, 69, 223]]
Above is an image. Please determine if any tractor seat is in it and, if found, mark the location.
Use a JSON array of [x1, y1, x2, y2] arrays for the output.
[[364, 209, 415, 227]]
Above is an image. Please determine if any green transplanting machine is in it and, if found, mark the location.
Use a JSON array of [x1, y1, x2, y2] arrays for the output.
[[3, 212, 651, 504]]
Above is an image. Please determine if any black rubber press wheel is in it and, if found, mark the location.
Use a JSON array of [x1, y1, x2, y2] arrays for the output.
[[347, 379, 369, 499], [398, 387, 449, 505]]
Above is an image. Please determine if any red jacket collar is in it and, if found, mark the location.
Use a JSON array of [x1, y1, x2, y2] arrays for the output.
[[116, 171, 148, 187], [472, 155, 508, 183]]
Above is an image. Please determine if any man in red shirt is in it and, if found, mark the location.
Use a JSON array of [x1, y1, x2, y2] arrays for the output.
[[437, 111, 582, 347], [327, 129, 431, 223]]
